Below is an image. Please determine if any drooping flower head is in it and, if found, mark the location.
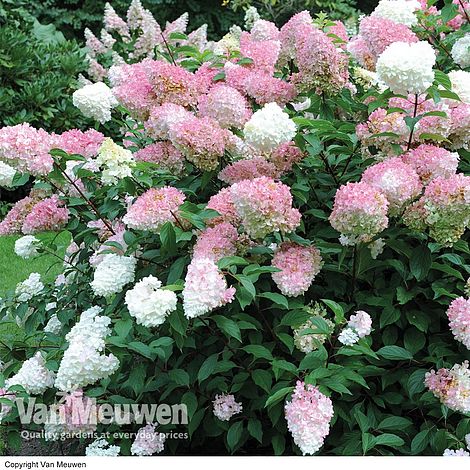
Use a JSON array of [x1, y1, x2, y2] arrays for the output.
[[182, 257, 235, 319], [361, 157, 422, 214], [125, 275, 178, 327], [425, 361, 470, 413], [285, 381, 334, 455], [230, 177, 301, 239], [213, 394, 243, 421], [402, 144, 459, 184], [446, 297, 470, 349], [329, 182, 389, 244], [90, 254, 137, 297], [22, 196, 69, 235], [271, 243, 323, 297], [123, 187, 185, 232]]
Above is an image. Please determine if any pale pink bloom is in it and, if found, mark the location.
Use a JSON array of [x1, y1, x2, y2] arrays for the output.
[[361, 157, 422, 214], [348, 311, 372, 338], [213, 394, 242, 421], [230, 176, 301, 239], [206, 187, 241, 226], [271, 243, 323, 297], [182, 257, 235, 318], [402, 144, 459, 184], [218, 158, 280, 184], [425, 361, 470, 413], [134, 142, 184, 175], [131, 424, 165, 456], [285, 381, 334, 455], [55, 129, 105, 158], [123, 187, 185, 233], [329, 182, 389, 243], [192, 223, 239, 262], [446, 297, 470, 349], [22, 196, 69, 235]]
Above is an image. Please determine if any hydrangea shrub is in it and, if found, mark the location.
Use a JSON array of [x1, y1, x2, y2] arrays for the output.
[[1, 0, 470, 457]]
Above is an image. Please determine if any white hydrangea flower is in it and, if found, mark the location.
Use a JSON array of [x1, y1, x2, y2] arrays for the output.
[[466, 433, 470, 450], [44, 314, 62, 335], [338, 327, 359, 346], [182, 257, 235, 319], [125, 275, 177, 327], [348, 311, 373, 338], [45, 302, 57, 311], [72, 82, 118, 123], [213, 394, 243, 421], [15, 273, 44, 302], [376, 41, 436, 95], [14, 235, 40, 259], [91, 254, 136, 297], [0, 161, 16, 188], [243, 102, 297, 153], [448, 70, 470, 105], [451, 34, 470, 68], [244, 6, 261, 30], [130, 424, 166, 456], [369, 238, 385, 259], [85, 439, 120, 456], [6, 352, 55, 395], [55, 307, 119, 391], [443, 448, 470, 456], [372, 0, 420, 26], [96, 138, 135, 185]]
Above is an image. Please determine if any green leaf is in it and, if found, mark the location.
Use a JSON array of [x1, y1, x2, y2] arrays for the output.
[[198, 354, 218, 383], [407, 369, 426, 396], [375, 433, 404, 448], [409, 246, 432, 281], [321, 299, 345, 323], [258, 292, 289, 309], [378, 416, 413, 431], [168, 369, 190, 387], [247, 418, 263, 444], [227, 421, 244, 451], [265, 386, 294, 408], [243, 345, 273, 361], [411, 429, 430, 455], [252, 369, 272, 393], [160, 222, 177, 254], [213, 315, 242, 342], [377, 346, 413, 360]]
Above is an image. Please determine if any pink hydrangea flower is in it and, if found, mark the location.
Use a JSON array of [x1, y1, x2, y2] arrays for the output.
[[403, 174, 470, 246], [182, 257, 236, 318], [348, 310, 372, 338], [230, 176, 301, 239], [55, 129, 105, 159], [213, 394, 243, 421], [123, 187, 186, 232], [198, 84, 252, 129], [449, 103, 470, 150], [0, 194, 42, 235], [22, 196, 69, 234], [251, 20, 280, 42], [145, 103, 193, 140], [361, 157, 422, 214], [192, 223, 239, 262], [290, 23, 349, 94], [329, 182, 389, 244], [169, 116, 231, 171], [0, 123, 55, 176], [326, 21, 348, 47], [134, 142, 184, 175], [239, 31, 280, 74], [425, 361, 470, 413], [402, 144, 459, 184], [356, 108, 408, 155], [103, 3, 130, 40], [269, 141, 305, 173], [218, 157, 280, 184], [352, 16, 418, 68], [206, 187, 241, 226], [271, 243, 323, 297], [279, 11, 313, 65], [285, 381, 334, 455], [446, 297, 470, 349], [131, 424, 165, 456]]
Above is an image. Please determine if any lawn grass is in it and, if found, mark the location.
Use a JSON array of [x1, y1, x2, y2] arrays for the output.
[[0, 231, 71, 297]]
